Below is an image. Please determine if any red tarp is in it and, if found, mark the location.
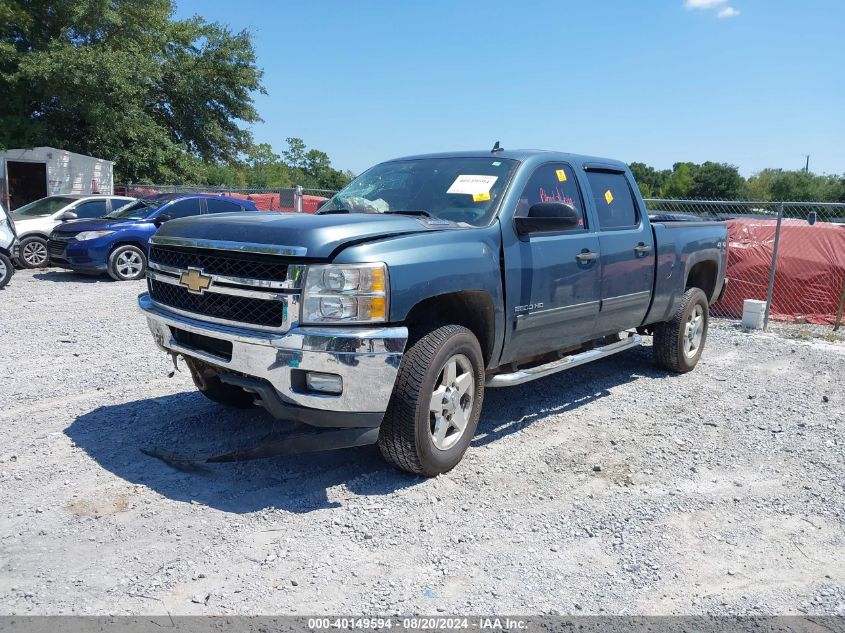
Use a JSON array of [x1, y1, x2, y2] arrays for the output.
[[125, 189, 328, 213], [714, 218, 845, 324], [222, 192, 327, 213]]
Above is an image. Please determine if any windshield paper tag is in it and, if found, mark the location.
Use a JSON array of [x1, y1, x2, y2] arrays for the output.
[[555, 169, 568, 182], [447, 175, 498, 195], [472, 192, 491, 202]]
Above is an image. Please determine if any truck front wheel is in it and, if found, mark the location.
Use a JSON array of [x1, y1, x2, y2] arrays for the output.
[[653, 287, 709, 373], [378, 325, 485, 477]]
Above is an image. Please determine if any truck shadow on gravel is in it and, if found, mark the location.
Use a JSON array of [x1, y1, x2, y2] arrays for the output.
[[33, 270, 108, 283], [475, 345, 668, 446], [65, 345, 672, 514]]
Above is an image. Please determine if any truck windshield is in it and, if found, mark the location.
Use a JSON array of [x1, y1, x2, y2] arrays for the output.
[[12, 196, 77, 217], [318, 157, 518, 226]]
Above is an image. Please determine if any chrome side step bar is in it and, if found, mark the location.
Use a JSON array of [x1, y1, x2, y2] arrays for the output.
[[485, 334, 642, 388]]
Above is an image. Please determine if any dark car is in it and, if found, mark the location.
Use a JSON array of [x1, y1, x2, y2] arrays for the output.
[[48, 193, 258, 281]]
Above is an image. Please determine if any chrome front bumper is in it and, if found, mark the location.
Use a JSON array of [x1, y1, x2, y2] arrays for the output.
[[138, 293, 407, 428]]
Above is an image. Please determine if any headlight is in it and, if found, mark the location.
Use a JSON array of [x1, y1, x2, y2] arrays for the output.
[[302, 263, 388, 324], [75, 230, 114, 241]]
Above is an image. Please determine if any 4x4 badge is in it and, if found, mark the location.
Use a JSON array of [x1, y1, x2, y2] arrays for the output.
[[179, 267, 213, 294]]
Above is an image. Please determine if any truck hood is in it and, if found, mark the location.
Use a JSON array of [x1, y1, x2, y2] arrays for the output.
[[154, 212, 460, 259]]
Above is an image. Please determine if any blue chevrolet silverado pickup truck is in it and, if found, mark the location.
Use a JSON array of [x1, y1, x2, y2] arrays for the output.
[[139, 149, 727, 475]]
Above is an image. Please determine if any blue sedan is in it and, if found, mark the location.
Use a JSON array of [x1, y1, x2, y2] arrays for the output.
[[47, 193, 259, 281]]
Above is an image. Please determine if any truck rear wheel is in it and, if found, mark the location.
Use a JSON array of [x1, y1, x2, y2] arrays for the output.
[[378, 325, 485, 477], [653, 287, 709, 373], [185, 358, 256, 409]]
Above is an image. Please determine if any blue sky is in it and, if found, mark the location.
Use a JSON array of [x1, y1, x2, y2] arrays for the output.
[[175, 0, 844, 177]]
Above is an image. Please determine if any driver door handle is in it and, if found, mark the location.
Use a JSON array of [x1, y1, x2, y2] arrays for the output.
[[634, 243, 652, 256], [576, 250, 598, 263]]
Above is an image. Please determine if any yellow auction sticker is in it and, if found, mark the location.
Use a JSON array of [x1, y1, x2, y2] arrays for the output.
[[555, 169, 568, 182], [473, 192, 491, 202], [605, 190, 614, 204]]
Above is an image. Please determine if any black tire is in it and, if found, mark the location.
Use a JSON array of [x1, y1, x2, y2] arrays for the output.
[[108, 245, 147, 281], [653, 287, 709, 373], [185, 358, 256, 409], [378, 325, 485, 477], [17, 236, 49, 268], [0, 253, 13, 289]]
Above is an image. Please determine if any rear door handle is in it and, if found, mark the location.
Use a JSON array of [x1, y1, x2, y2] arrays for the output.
[[576, 250, 598, 263], [634, 243, 652, 256]]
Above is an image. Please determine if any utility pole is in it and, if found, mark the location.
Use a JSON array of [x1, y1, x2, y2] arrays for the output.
[[803, 154, 810, 173]]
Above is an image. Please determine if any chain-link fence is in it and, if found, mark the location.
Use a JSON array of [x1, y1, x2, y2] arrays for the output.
[[114, 186, 845, 331], [645, 199, 845, 331], [115, 184, 338, 213]]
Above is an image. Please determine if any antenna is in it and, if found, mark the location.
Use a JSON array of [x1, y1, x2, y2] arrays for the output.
[[491, 141, 503, 153]]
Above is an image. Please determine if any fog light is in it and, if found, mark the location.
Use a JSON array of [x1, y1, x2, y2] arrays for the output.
[[305, 371, 343, 394]]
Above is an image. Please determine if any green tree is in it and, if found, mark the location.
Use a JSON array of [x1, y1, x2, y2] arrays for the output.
[[201, 162, 248, 187], [768, 171, 845, 202], [0, 0, 264, 182], [688, 162, 747, 199], [629, 162, 670, 198], [661, 163, 697, 198], [245, 143, 291, 188], [281, 138, 352, 190], [746, 168, 779, 201], [282, 137, 307, 168]]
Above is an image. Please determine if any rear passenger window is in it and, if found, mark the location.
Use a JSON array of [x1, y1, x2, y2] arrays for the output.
[[585, 171, 639, 230], [206, 198, 243, 214], [164, 198, 203, 219], [516, 163, 586, 231]]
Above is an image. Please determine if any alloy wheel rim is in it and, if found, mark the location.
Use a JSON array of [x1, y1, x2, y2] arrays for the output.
[[683, 304, 704, 358], [23, 242, 47, 266], [429, 353, 474, 451], [0, 257, 6, 280], [116, 251, 142, 278]]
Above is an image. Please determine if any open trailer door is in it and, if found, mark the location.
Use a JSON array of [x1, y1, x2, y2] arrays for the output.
[[7, 160, 48, 210]]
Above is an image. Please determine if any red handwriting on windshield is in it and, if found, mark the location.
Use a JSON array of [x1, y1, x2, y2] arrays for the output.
[[539, 187, 576, 206]]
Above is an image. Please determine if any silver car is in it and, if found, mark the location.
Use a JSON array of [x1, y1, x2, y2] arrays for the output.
[[12, 194, 135, 268]]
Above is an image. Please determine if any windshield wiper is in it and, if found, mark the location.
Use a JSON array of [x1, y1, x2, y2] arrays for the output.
[[383, 210, 432, 218]]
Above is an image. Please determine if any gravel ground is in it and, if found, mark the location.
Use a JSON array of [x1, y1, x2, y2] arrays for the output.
[[1, 269, 843, 616]]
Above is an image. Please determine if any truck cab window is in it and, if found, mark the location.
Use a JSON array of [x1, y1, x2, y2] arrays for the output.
[[516, 163, 586, 230], [585, 171, 639, 230]]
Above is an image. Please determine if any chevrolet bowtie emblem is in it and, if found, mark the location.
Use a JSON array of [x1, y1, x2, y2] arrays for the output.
[[179, 267, 213, 294]]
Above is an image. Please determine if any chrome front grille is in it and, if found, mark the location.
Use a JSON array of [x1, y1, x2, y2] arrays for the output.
[[148, 278, 291, 328], [149, 245, 295, 283], [146, 238, 305, 332]]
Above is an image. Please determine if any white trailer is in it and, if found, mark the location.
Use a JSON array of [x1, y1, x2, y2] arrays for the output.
[[0, 147, 114, 211]]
